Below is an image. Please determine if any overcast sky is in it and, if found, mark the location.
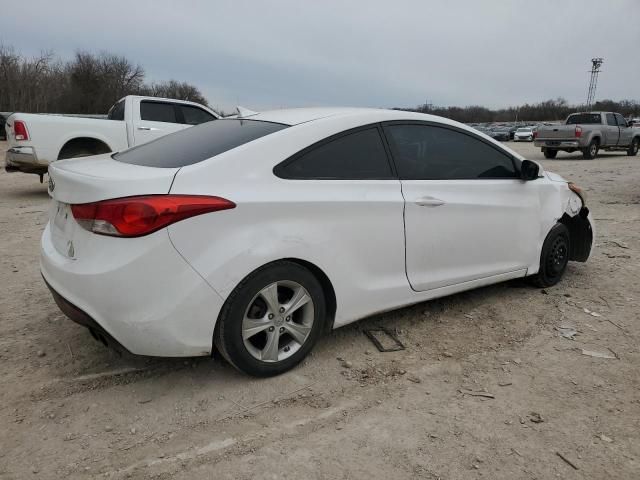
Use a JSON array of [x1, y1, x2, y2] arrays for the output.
[[1, 0, 638, 111]]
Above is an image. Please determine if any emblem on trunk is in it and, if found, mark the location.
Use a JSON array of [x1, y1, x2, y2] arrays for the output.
[[48, 176, 55, 192]]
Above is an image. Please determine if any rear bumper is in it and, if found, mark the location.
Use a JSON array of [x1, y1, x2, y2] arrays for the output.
[[43, 277, 131, 354], [40, 223, 226, 357], [534, 140, 580, 148], [5, 146, 48, 174]]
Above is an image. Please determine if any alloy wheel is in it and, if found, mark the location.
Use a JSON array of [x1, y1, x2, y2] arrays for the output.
[[242, 281, 314, 362]]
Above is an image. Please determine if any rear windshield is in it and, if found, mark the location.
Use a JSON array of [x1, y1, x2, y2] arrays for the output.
[[566, 113, 601, 125], [113, 119, 288, 168], [517, 128, 531, 132]]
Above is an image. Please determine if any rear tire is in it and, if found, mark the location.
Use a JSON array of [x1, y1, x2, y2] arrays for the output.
[[543, 148, 558, 159], [213, 261, 326, 377], [529, 223, 570, 288], [627, 137, 639, 156], [582, 140, 599, 159]]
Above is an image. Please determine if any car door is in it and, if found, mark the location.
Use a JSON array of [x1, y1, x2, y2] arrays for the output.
[[604, 113, 620, 146], [615, 114, 632, 145], [383, 122, 539, 292], [132, 100, 189, 145]]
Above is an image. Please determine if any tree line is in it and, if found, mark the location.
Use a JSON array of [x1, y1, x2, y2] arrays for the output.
[[399, 97, 640, 123], [0, 45, 210, 114]]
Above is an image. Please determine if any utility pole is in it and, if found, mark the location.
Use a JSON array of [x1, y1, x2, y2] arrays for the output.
[[586, 57, 603, 110]]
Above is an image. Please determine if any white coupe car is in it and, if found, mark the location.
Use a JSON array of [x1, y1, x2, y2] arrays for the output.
[[41, 108, 594, 376]]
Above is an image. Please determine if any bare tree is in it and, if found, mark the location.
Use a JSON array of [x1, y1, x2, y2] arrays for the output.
[[140, 80, 208, 106], [0, 45, 209, 114]]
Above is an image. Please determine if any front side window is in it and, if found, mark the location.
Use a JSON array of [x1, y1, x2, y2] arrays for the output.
[[615, 114, 627, 127], [140, 101, 177, 123], [180, 105, 216, 125], [275, 127, 393, 179], [384, 124, 517, 180]]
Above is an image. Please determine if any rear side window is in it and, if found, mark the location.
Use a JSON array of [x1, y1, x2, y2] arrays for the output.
[[384, 124, 517, 180], [140, 101, 177, 123], [107, 100, 125, 121], [180, 105, 216, 125], [566, 113, 601, 125], [113, 119, 287, 168], [275, 128, 393, 179], [606, 113, 617, 126]]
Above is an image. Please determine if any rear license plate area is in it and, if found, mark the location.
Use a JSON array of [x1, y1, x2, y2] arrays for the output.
[[51, 201, 77, 258]]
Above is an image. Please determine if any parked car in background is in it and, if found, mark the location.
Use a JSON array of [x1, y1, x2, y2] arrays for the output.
[[4, 96, 219, 180], [0, 112, 11, 141], [474, 126, 506, 142], [514, 127, 535, 142], [505, 125, 519, 140], [534, 112, 640, 159], [42, 107, 594, 377], [491, 127, 512, 141]]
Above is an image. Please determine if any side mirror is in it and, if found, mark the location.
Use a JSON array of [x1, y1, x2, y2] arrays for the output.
[[520, 159, 540, 181]]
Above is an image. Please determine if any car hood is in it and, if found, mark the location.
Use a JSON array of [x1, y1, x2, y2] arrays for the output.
[[545, 171, 567, 183]]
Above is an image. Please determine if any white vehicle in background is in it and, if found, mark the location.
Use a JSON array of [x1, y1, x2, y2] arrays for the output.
[[514, 126, 535, 142], [4, 95, 218, 181], [42, 107, 595, 377]]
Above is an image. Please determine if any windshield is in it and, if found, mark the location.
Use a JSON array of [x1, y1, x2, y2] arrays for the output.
[[113, 119, 288, 168], [516, 128, 531, 132], [566, 113, 601, 125]]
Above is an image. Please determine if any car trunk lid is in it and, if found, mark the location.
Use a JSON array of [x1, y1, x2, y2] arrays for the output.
[[47, 154, 178, 258], [48, 153, 179, 204]]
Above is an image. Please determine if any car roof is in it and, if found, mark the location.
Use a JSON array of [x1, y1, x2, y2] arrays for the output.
[[245, 107, 446, 127]]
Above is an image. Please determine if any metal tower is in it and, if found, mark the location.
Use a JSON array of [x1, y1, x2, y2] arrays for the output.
[[586, 57, 604, 109]]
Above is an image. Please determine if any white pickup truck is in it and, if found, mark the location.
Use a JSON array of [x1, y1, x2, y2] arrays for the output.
[[4, 95, 219, 180]]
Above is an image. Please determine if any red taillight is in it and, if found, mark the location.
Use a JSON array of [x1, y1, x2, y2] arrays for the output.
[[71, 195, 235, 237], [533, 130, 538, 139], [14, 120, 29, 141], [575, 126, 582, 138]]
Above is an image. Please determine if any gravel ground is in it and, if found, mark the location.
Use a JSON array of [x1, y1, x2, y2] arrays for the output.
[[1, 140, 639, 479]]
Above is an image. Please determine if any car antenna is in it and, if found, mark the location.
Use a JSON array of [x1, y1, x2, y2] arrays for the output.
[[236, 106, 259, 118]]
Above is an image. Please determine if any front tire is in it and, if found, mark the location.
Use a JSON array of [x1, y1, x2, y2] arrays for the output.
[[627, 137, 639, 156], [582, 140, 599, 159], [214, 261, 326, 377], [530, 223, 570, 288], [543, 148, 558, 159]]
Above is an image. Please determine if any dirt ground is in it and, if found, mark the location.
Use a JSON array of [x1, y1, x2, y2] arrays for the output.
[[1, 139, 639, 480]]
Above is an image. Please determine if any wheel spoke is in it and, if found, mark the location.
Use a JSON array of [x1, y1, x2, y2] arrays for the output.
[[259, 282, 280, 315], [285, 322, 311, 345], [285, 286, 310, 315], [261, 329, 280, 361], [242, 317, 271, 340]]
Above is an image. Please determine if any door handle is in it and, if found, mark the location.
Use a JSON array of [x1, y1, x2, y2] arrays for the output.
[[415, 196, 445, 207], [137, 126, 152, 131]]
